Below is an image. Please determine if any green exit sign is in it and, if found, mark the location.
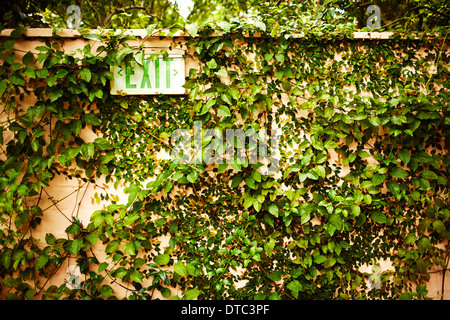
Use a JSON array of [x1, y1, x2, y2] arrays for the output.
[[110, 49, 185, 95]]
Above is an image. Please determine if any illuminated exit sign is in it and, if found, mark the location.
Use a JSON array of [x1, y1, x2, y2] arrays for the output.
[[110, 49, 185, 95]]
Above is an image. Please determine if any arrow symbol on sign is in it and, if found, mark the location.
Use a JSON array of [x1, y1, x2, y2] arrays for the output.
[[117, 68, 123, 76], [173, 69, 178, 76]]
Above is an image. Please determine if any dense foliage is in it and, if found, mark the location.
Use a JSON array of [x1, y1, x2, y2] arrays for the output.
[[0, 3, 449, 300], [1, 0, 449, 31]]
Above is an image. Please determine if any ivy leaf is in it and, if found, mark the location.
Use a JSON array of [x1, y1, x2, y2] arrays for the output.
[[84, 113, 101, 126], [432, 220, 445, 235], [185, 22, 199, 37], [372, 174, 385, 186], [184, 289, 201, 300], [130, 270, 142, 283], [314, 255, 327, 264], [81, 143, 95, 158], [71, 238, 83, 255], [399, 293, 413, 300], [421, 170, 438, 179], [275, 54, 285, 63], [124, 242, 136, 256], [413, 151, 433, 163], [405, 233, 416, 244], [207, 59, 217, 69], [253, 20, 266, 31], [154, 253, 170, 266], [0, 80, 7, 95], [218, 105, 231, 117], [267, 271, 282, 282], [390, 167, 408, 178], [100, 285, 114, 297], [370, 211, 387, 224], [94, 138, 112, 150], [398, 149, 410, 165], [287, 280, 303, 299], [281, 79, 291, 92], [217, 21, 232, 33], [264, 238, 276, 257], [79, 68, 92, 82], [268, 203, 279, 217], [245, 176, 256, 189], [231, 175, 244, 188], [36, 254, 49, 270], [105, 240, 120, 253], [368, 117, 381, 126], [174, 261, 188, 277]]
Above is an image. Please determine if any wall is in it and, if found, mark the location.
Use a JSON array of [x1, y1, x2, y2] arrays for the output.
[[0, 28, 449, 300]]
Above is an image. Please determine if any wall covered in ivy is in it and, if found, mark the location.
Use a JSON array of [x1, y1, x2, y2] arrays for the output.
[[0, 25, 449, 300]]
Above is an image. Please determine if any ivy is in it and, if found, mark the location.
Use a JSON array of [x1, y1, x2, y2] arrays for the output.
[[0, 21, 449, 301]]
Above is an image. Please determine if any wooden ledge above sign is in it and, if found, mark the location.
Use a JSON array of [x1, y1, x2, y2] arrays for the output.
[[110, 48, 186, 95]]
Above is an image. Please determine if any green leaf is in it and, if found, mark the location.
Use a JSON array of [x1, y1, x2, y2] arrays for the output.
[[370, 211, 386, 224], [267, 271, 282, 282], [207, 59, 217, 69], [398, 149, 410, 165], [418, 237, 431, 253], [416, 259, 427, 274], [421, 170, 438, 180], [433, 220, 445, 235], [81, 143, 95, 158], [390, 167, 408, 178], [405, 233, 416, 244], [414, 151, 433, 163], [217, 21, 232, 33], [154, 253, 170, 266], [113, 267, 128, 278], [36, 254, 49, 270], [216, 68, 228, 77], [79, 68, 92, 82], [372, 174, 385, 186], [329, 214, 343, 230], [218, 163, 228, 174], [399, 292, 413, 300], [105, 240, 120, 253], [185, 22, 198, 37], [314, 255, 327, 264], [184, 289, 201, 300], [218, 105, 231, 117], [287, 280, 302, 299], [124, 242, 136, 256], [245, 176, 256, 189], [4, 40, 15, 51], [94, 137, 112, 150], [100, 285, 114, 297], [275, 53, 284, 63], [71, 238, 83, 255], [368, 117, 380, 126], [84, 113, 101, 126], [281, 79, 291, 92], [174, 261, 188, 277], [0, 79, 7, 95], [130, 270, 143, 283], [264, 238, 276, 257], [268, 203, 279, 217], [253, 20, 266, 31], [161, 287, 172, 298], [98, 262, 108, 274], [231, 175, 244, 188]]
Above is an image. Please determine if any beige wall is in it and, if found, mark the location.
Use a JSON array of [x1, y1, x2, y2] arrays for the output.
[[1, 29, 449, 299]]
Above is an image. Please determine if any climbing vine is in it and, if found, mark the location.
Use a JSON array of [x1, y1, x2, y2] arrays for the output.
[[0, 20, 449, 300]]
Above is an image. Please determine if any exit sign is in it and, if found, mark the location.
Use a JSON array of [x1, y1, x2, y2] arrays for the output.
[[110, 49, 185, 95]]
